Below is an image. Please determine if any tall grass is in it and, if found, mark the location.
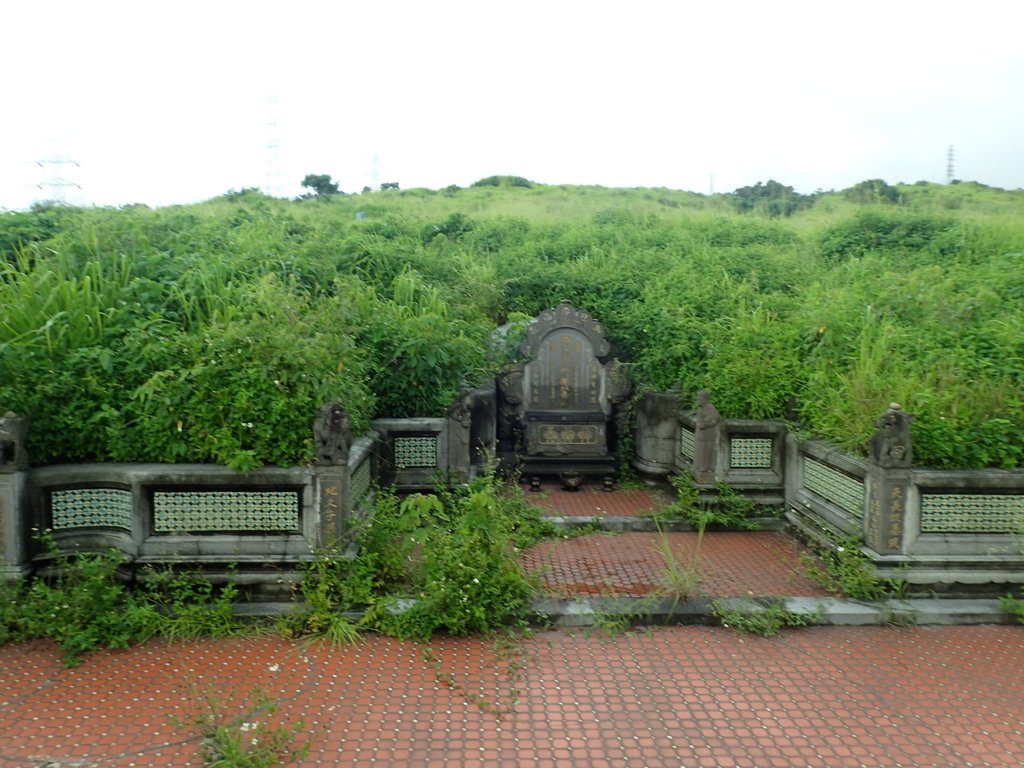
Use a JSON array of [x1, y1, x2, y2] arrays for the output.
[[2, 181, 1022, 468], [0, 242, 134, 352]]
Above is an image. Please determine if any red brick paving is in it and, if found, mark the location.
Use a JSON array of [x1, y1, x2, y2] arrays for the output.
[[3, 488, 1022, 767], [524, 483, 673, 517], [521, 482, 827, 598], [2, 627, 1024, 767], [522, 530, 829, 597]]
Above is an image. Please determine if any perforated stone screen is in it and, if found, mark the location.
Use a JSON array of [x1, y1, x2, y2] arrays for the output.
[[51, 488, 133, 530], [350, 459, 372, 506], [153, 490, 300, 533], [679, 426, 695, 461], [803, 459, 864, 517], [730, 438, 773, 469], [394, 436, 438, 468], [921, 494, 1024, 533]]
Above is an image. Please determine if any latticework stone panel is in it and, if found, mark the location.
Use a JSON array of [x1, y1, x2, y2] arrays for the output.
[[921, 494, 1024, 533], [51, 488, 133, 530], [803, 459, 864, 517], [153, 490, 300, 533], [394, 436, 438, 468], [730, 438, 773, 469]]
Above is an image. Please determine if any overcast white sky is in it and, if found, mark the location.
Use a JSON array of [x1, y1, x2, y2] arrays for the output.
[[2, 0, 1022, 210]]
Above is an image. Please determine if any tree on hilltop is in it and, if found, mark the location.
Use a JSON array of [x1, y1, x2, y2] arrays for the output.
[[729, 180, 814, 217], [301, 174, 341, 197]]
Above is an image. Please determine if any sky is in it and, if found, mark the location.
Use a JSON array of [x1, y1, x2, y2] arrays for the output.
[[2, 0, 1023, 210]]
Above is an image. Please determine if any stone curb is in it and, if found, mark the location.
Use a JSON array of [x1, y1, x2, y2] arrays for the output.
[[543, 515, 788, 533], [526, 595, 1016, 628], [234, 595, 1014, 627]]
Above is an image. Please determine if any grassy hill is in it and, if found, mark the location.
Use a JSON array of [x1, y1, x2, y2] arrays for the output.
[[2, 179, 1022, 469]]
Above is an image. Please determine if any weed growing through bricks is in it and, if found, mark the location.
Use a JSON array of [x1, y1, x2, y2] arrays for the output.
[[709, 599, 823, 637], [800, 536, 899, 601], [173, 684, 310, 768]]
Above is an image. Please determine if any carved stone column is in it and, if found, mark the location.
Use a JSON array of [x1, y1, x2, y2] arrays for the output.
[[864, 403, 914, 555], [633, 390, 681, 480], [0, 412, 31, 579], [313, 403, 352, 549], [315, 467, 348, 550], [692, 390, 722, 485], [865, 469, 911, 555]]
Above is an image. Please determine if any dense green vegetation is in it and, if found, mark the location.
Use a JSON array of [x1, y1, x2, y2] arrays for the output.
[[2, 180, 1022, 469]]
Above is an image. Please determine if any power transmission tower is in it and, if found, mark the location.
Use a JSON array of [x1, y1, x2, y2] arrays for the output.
[[946, 145, 955, 183], [264, 93, 282, 197], [35, 156, 80, 202]]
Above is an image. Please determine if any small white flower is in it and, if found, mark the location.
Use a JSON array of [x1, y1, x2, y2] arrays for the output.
[[472, 577, 480, 584], [268, 663, 280, 672], [240, 722, 259, 732], [837, 546, 845, 553]]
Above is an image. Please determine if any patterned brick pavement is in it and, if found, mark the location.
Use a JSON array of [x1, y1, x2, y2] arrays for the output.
[[522, 530, 829, 597], [519, 482, 828, 598], [523, 483, 674, 517], [2, 627, 1023, 767], [2, 486, 1022, 767]]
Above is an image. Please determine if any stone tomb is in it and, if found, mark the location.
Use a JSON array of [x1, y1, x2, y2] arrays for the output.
[[499, 301, 629, 482]]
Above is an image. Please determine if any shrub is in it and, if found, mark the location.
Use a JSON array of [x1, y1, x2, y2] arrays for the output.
[[0, 534, 158, 666], [819, 209, 959, 263], [115, 276, 373, 469]]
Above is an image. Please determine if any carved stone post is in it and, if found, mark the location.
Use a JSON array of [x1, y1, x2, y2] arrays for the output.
[[864, 403, 914, 554], [447, 388, 473, 485], [0, 412, 30, 579], [692, 390, 721, 485], [313, 403, 352, 549], [865, 469, 911, 555], [315, 468, 347, 550]]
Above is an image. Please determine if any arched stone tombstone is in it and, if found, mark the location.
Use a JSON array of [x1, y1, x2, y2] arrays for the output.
[[498, 301, 629, 484]]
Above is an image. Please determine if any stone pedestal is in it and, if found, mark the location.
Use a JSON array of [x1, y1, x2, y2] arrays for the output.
[[633, 391, 681, 480]]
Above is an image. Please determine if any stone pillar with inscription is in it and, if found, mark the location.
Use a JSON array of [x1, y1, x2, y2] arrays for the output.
[[0, 412, 31, 579], [864, 470, 911, 555], [313, 403, 352, 549], [864, 403, 914, 555], [447, 388, 473, 485], [315, 468, 348, 549]]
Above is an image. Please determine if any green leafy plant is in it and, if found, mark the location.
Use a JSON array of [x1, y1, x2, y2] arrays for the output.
[[284, 469, 543, 643], [654, 475, 759, 530], [651, 519, 703, 611], [278, 548, 365, 645], [0, 532, 158, 666], [1000, 594, 1024, 624], [367, 488, 534, 640], [175, 685, 310, 768], [800, 537, 897, 601], [139, 566, 248, 641], [710, 599, 822, 636]]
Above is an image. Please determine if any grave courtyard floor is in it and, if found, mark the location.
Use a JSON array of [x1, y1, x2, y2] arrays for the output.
[[1, 485, 1023, 767]]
